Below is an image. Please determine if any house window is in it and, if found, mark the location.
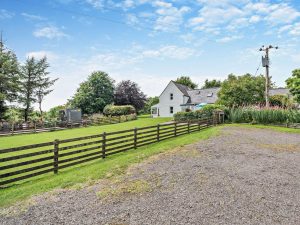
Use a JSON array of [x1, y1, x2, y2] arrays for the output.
[[170, 93, 173, 100], [170, 106, 174, 114]]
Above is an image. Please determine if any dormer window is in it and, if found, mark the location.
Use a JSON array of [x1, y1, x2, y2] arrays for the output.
[[170, 93, 173, 100], [207, 93, 213, 97]]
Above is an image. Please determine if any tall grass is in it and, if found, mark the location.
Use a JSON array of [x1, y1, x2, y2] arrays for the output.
[[226, 106, 300, 124]]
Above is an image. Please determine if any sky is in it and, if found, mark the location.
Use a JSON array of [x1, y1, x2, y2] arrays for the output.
[[1, 0, 300, 110]]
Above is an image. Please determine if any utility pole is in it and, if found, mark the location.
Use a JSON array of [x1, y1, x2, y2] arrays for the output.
[[259, 45, 278, 107]]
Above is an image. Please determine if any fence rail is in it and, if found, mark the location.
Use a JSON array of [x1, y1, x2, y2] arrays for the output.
[[0, 117, 219, 187]]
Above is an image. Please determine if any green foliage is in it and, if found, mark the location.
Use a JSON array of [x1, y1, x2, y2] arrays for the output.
[[286, 69, 300, 103], [175, 76, 198, 89], [202, 79, 222, 88], [217, 74, 266, 107], [103, 104, 136, 116], [45, 105, 62, 125], [4, 107, 21, 133], [140, 96, 159, 114], [0, 42, 20, 119], [114, 80, 146, 111], [70, 71, 114, 114], [174, 104, 224, 122], [4, 107, 21, 124], [226, 107, 300, 124], [28, 111, 40, 123], [269, 94, 292, 108], [35, 61, 58, 115], [201, 104, 225, 116]]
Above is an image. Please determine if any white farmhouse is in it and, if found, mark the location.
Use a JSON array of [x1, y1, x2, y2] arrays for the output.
[[151, 81, 292, 118], [151, 81, 220, 117]]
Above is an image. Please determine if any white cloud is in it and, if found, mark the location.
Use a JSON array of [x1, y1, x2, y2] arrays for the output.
[[217, 35, 243, 43], [152, 1, 191, 32], [21, 12, 45, 21], [86, 0, 104, 9], [142, 45, 196, 59], [265, 3, 300, 24], [188, 5, 244, 33], [188, 1, 300, 35], [249, 15, 260, 23], [289, 23, 300, 36], [26, 51, 58, 61], [33, 26, 68, 39], [126, 14, 140, 26], [0, 9, 14, 19], [278, 23, 300, 36]]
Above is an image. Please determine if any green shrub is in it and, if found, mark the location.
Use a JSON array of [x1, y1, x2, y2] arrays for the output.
[[201, 104, 225, 117], [174, 104, 225, 122], [269, 95, 293, 108], [103, 105, 136, 116]]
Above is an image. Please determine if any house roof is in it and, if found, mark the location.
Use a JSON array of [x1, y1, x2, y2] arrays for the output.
[[172, 81, 192, 96], [186, 87, 220, 104], [269, 88, 290, 96]]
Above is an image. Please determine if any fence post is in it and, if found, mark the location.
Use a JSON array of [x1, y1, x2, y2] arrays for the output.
[[187, 121, 190, 134], [198, 120, 200, 131], [102, 132, 106, 159], [134, 128, 137, 149], [54, 139, 59, 174], [157, 124, 160, 142], [174, 122, 177, 136]]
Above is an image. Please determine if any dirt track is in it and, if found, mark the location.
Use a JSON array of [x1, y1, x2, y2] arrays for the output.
[[1, 126, 300, 225]]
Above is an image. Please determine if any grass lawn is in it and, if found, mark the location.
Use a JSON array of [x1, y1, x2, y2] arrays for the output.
[[0, 117, 171, 149], [0, 126, 222, 208]]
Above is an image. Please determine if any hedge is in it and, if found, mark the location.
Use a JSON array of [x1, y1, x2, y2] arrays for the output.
[[103, 105, 136, 116], [174, 104, 225, 122]]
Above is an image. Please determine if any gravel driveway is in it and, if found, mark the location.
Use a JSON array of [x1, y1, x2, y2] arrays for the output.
[[1, 126, 300, 225]]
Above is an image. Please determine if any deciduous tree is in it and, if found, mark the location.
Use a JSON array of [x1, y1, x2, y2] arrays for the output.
[[5, 107, 21, 134], [175, 76, 198, 89], [70, 71, 115, 114], [114, 80, 146, 111], [202, 79, 222, 88], [141, 96, 159, 114], [217, 74, 266, 107], [286, 69, 300, 103]]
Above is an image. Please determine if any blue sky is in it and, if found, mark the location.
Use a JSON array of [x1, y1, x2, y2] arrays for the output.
[[1, 0, 300, 110]]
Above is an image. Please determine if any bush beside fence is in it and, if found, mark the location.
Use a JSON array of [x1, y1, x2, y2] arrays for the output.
[[0, 117, 220, 187]]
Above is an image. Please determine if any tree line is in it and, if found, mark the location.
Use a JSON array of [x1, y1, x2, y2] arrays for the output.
[[0, 41, 57, 122]]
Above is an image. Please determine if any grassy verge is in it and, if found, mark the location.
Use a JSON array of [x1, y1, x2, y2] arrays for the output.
[[227, 123, 300, 134], [0, 126, 222, 208], [0, 117, 171, 149]]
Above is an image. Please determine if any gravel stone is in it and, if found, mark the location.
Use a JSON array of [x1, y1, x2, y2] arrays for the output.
[[1, 126, 300, 225]]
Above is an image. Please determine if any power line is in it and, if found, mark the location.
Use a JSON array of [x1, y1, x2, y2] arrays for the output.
[[254, 59, 261, 76]]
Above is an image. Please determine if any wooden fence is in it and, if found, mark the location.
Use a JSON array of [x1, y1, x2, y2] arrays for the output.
[[0, 117, 219, 187]]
